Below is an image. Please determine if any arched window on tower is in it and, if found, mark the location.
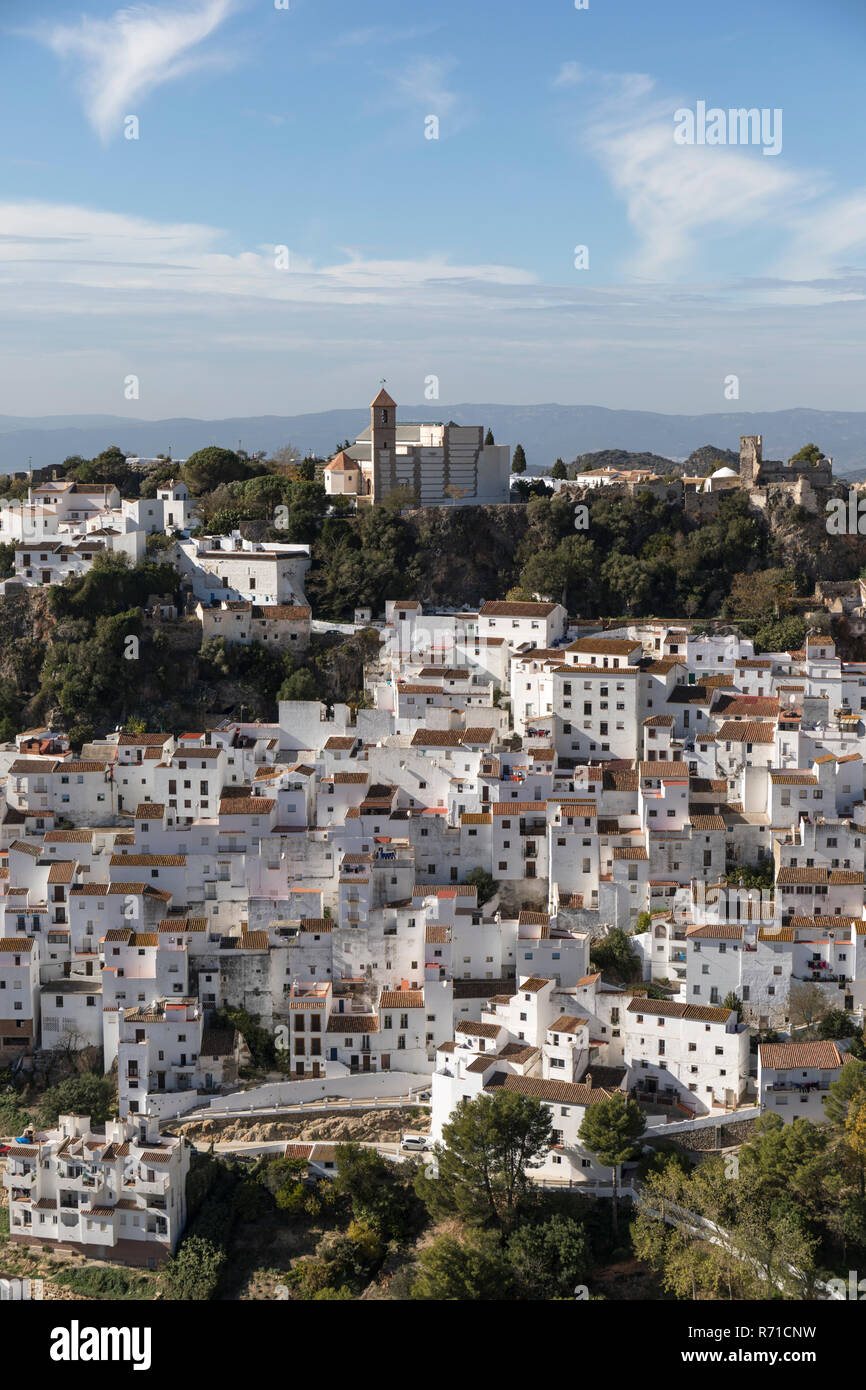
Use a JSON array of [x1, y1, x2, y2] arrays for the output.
[[381, 410, 389, 424]]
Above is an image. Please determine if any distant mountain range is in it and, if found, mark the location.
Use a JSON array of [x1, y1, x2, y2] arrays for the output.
[[2, 404, 866, 478]]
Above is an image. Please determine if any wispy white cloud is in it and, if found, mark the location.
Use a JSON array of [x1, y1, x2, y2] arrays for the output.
[[0, 201, 864, 419], [0, 201, 537, 307], [551, 61, 583, 89], [24, 0, 238, 142], [559, 68, 811, 282], [393, 57, 465, 131]]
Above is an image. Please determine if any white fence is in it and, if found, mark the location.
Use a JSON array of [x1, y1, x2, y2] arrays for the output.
[[173, 1071, 431, 1121]]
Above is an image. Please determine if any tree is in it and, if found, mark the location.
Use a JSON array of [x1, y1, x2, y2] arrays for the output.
[[727, 568, 796, 621], [788, 981, 829, 1031], [722, 991, 744, 1023], [410, 1231, 513, 1300], [67, 723, 94, 752], [334, 1143, 423, 1240], [578, 1093, 645, 1232], [464, 866, 496, 907], [512, 444, 527, 475], [423, 1090, 553, 1229], [789, 443, 824, 466], [268, 443, 301, 474], [818, 1010, 857, 1040], [484, 428, 495, 446], [161, 1235, 226, 1300], [182, 446, 248, 495], [826, 1059, 866, 1129], [506, 1215, 591, 1299], [277, 668, 319, 702], [590, 929, 642, 984], [36, 1073, 116, 1128], [551, 458, 567, 480]]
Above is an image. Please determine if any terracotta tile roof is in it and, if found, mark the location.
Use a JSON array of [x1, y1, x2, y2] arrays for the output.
[[716, 720, 776, 743], [759, 1041, 842, 1070], [567, 637, 640, 655], [685, 923, 744, 939], [324, 736, 356, 750], [412, 885, 475, 897], [217, 798, 274, 815], [200, 1028, 235, 1058], [638, 760, 688, 778], [378, 990, 423, 1009], [109, 854, 185, 867], [491, 801, 545, 815], [240, 931, 270, 950], [548, 1015, 587, 1033], [517, 976, 552, 993], [325, 1014, 378, 1033], [252, 604, 311, 620], [489, 1073, 613, 1106], [602, 768, 639, 791], [689, 813, 726, 830], [455, 1020, 502, 1039], [47, 860, 76, 884], [777, 866, 828, 884], [627, 998, 731, 1023], [714, 695, 780, 718], [480, 601, 558, 617], [134, 804, 165, 819], [157, 916, 206, 932]]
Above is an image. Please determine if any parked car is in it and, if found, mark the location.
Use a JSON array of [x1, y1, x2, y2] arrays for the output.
[[401, 1134, 431, 1152]]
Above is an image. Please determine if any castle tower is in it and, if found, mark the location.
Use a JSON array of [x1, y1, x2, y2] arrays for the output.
[[739, 435, 762, 489], [370, 387, 397, 502]]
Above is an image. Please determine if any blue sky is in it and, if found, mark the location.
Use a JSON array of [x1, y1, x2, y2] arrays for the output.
[[1, 0, 865, 419]]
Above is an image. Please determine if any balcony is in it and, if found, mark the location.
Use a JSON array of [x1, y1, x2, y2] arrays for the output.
[[767, 1081, 829, 1094], [136, 1173, 170, 1196], [7, 1169, 37, 1187]]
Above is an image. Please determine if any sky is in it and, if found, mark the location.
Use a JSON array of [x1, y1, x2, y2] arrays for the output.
[[1, 0, 865, 420]]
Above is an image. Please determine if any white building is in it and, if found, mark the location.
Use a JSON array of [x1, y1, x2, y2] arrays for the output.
[[3, 1112, 189, 1266], [757, 1039, 844, 1123]]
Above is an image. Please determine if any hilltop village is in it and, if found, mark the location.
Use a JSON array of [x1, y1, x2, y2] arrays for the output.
[[1, 402, 865, 1281]]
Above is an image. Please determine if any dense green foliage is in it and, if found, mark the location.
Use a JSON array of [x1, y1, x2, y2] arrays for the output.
[[35, 1072, 117, 1128], [417, 1090, 554, 1230], [590, 928, 643, 984], [635, 1072, 866, 1296], [53, 1265, 155, 1300], [463, 866, 497, 906]]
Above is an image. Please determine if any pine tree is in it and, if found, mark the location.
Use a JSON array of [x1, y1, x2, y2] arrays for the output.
[[512, 443, 527, 474], [578, 1092, 645, 1232]]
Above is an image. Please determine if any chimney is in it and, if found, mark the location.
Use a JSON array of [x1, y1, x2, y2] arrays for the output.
[[52, 469, 58, 481]]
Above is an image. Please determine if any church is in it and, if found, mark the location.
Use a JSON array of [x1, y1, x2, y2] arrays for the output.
[[323, 388, 512, 507]]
